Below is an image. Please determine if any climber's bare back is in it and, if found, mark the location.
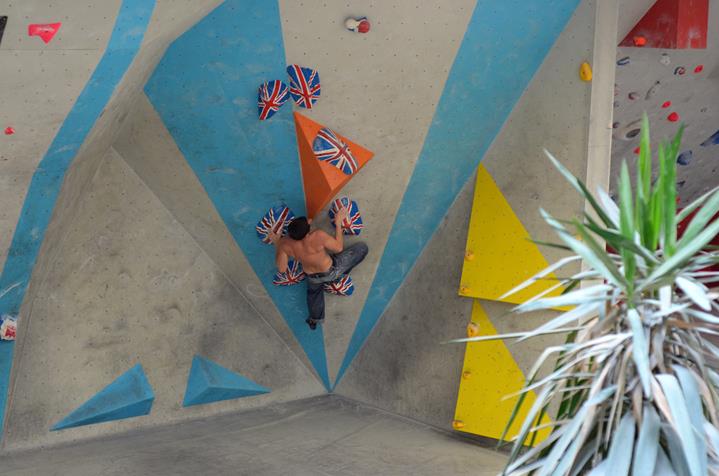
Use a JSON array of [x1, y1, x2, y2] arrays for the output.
[[277, 230, 341, 274]]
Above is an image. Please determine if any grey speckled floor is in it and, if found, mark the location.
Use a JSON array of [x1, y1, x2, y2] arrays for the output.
[[0, 395, 506, 476]]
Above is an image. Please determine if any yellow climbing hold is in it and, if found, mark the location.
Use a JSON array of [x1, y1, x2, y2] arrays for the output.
[[452, 420, 465, 430], [462, 371, 472, 380], [459, 285, 471, 295], [464, 250, 475, 261], [580, 62, 593, 82], [466, 322, 480, 337]]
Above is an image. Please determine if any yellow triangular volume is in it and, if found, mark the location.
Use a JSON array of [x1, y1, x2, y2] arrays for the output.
[[459, 164, 562, 305], [454, 300, 551, 444]]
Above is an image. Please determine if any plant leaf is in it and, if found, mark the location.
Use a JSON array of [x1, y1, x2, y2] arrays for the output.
[[606, 413, 636, 476], [632, 406, 661, 476], [628, 309, 652, 396], [676, 276, 711, 310]]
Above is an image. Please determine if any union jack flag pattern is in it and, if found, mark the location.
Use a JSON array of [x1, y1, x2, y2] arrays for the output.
[[256, 205, 295, 244], [328, 197, 364, 236], [257, 80, 289, 120], [312, 127, 358, 175], [323, 275, 355, 296], [286, 64, 321, 109], [273, 259, 306, 286]]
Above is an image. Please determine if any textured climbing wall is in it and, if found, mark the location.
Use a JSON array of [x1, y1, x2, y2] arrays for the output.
[[611, 0, 719, 205], [0, 0, 227, 447], [2, 150, 323, 451], [336, 0, 598, 434]]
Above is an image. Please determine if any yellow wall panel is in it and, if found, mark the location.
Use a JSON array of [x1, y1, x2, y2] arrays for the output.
[[459, 164, 563, 305], [454, 300, 551, 444]]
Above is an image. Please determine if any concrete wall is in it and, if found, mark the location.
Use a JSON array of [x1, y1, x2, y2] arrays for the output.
[[336, 0, 598, 431], [3, 150, 323, 451]]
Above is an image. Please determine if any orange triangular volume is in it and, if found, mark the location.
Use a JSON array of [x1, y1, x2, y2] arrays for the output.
[[293, 112, 374, 218]]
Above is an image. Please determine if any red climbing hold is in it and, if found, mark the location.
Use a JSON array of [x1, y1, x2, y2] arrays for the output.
[[694, 64, 704, 73], [4, 127, 14, 135], [633, 147, 641, 155], [345, 17, 370, 33], [28, 22, 61, 44], [662, 101, 672, 108], [667, 112, 680, 122], [633, 36, 647, 47]]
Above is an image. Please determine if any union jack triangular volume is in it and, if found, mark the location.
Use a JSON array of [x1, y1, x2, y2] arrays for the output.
[[293, 112, 374, 219]]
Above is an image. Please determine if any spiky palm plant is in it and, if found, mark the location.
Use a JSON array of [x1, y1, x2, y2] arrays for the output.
[[456, 116, 719, 475]]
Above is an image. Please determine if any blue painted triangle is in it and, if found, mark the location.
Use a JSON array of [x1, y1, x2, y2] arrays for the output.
[[183, 356, 270, 407], [144, 0, 330, 390], [52, 364, 154, 431]]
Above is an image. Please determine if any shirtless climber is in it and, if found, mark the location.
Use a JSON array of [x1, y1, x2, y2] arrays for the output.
[[269, 206, 368, 330]]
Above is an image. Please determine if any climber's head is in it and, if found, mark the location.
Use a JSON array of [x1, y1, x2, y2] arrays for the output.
[[288, 217, 311, 240]]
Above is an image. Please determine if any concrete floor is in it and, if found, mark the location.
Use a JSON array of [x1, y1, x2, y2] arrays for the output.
[[0, 395, 506, 476]]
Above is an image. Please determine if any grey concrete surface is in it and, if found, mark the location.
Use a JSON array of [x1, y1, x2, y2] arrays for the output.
[[0, 395, 507, 476], [3, 151, 323, 451], [113, 94, 319, 384], [611, 0, 719, 206], [279, 0, 477, 384]]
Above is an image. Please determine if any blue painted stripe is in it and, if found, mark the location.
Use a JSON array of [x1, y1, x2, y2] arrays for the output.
[[335, 0, 581, 386], [0, 0, 155, 435], [145, 0, 330, 389]]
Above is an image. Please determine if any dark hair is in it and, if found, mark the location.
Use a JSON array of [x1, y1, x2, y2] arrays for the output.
[[287, 217, 310, 240]]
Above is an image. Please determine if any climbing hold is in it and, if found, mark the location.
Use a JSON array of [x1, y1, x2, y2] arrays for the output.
[[633, 36, 647, 47], [660, 53, 671, 66], [678, 180, 686, 189], [0, 315, 17, 341], [633, 147, 640, 155], [323, 275, 355, 296], [328, 197, 363, 235], [701, 107, 708, 113], [460, 285, 471, 295], [677, 150, 693, 166], [462, 371, 471, 380], [701, 129, 719, 147], [662, 100, 672, 108], [345, 16, 370, 33], [616, 56, 630, 66], [255, 205, 295, 244], [313, 127, 358, 175], [286, 65, 320, 109], [464, 250, 475, 261], [257, 80, 289, 121], [674, 66, 686, 75], [612, 122, 620, 129], [667, 112, 680, 122], [4, 126, 14, 135], [273, 259, 306, 286], [694, 64, 704, 74], [0, 16, 7, 47], [28, 22, 61, 44], [613, 101, 620, 109], [452, 420, 465, 430], [466, 322, 480, 338], [628, 92, 639, 100], [579, 62, 592, 82], [645, 81, 660, 100], [625, 128, 641, 139]]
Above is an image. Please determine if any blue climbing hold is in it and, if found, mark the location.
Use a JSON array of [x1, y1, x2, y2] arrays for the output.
[[183, 356, 270, 407], [617, 56, 630, 66], [52, 364, 154, 431], [677, 150, 693, 166], [701, 130, 719, 147]]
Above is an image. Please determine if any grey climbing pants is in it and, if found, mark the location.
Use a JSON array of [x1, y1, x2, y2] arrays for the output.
[[305, 242, 368, 321]]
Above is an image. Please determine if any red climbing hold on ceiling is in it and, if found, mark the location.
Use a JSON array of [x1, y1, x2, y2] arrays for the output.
[[633, 36, 647, 47], [28, 22, 61, 44], [694, 64, 704, 73], [345, 17, 370, 33], [4, 127, 14, 135], [662, 101, 671, 108], [619, 0, 708, 49], [667, 112, 679, 122]]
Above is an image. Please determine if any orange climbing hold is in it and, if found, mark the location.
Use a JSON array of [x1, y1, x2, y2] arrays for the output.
[[579, 62, 592, 82], [633, 36, 647, 47], [452, 420, 465, 430], [466, 322, 480, 338], [293, 112, 374, 219]]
